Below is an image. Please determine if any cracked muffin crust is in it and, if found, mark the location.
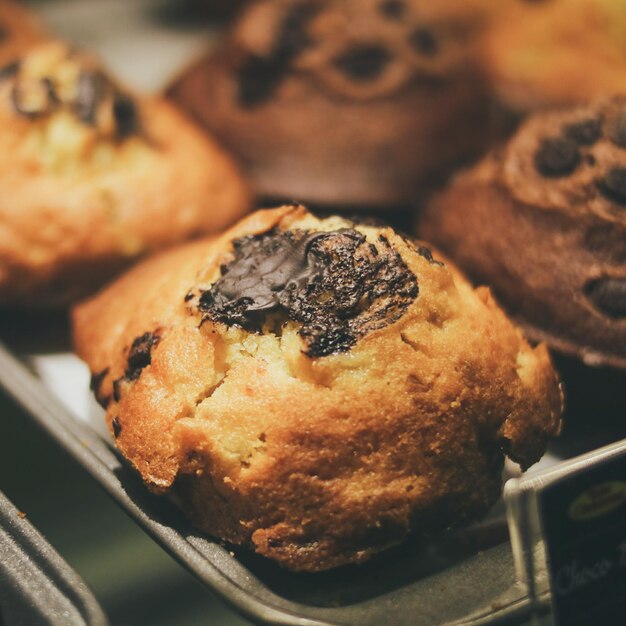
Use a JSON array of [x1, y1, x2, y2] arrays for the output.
[[168, 0, 503, 206], [0, 0, 47, 66], [481, 0, 626, 112], [0, 41, 250, 308], [420, 98, 626, 369], [73, 205, 562, 572]]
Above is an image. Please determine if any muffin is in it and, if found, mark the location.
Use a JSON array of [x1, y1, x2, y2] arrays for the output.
[[0, 0, 47, 66], [73, 204, 562, 572], [168, 0, 505, 207], [420, 97, 626, 369], [481, 0, 626, 112], [0, 41, 250, 308]]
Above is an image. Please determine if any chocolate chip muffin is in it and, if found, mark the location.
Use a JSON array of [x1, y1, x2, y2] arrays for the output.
[[0, 1, 47, 66], [0, 41, 250, 308], [168, 0, 504, 207], [420, 97, 626, 369], [73, 204, 562, 572], [481, 0, 626, 112]]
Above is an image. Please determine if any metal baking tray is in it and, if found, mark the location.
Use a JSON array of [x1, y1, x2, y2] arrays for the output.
[[0, 311, 550, 626], [0, 489, 108, 626]]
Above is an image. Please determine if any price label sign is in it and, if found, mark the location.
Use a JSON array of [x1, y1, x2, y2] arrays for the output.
[[539, 453, 626, 626]]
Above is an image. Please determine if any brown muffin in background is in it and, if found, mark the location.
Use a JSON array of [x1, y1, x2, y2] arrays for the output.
[[168, 0, 510, 208], [0, 0, 47, 65], [73, 204, 562, 572], [420, 97, 626, 370], [0, 41, 251, 308]]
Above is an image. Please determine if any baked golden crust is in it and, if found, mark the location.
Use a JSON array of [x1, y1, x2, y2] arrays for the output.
[[73, 205, 562, 571], [0, 1, 47, 66], [420, 98, 626, 368], [0, 42, 250, 307], [481, 0, 626, 112], [168, 0, 504, 207]]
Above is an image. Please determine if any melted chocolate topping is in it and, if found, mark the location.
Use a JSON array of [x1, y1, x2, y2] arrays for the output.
[[534, 137, 580, 178], [585, 277, 626, 319], [197, 228, 418, 357], [597, 168, 626, 205], [564, 118, 602, 146], [333, 44, 392, 81]]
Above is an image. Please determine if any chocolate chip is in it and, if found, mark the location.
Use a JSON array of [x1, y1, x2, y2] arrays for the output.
[[0, 60, 19, 81], [90, 368, 110, 408], [113, 378, 123, 403], [607, 115, 626, 149], [564, 118, 602, 146], [113, 93, 138, 138], [73, 71, 105, 125], [184, 291, 194, 302], [112, 416, 122, 438], [534, 137, 581, 177], [236, 1, 320, 107], [11, 78, 58, 119], [198, 228, 418, 357], [417, 246, 444, 267], [584, 277, 626, 319], [125, 332, 160, 380], [379, 0, 406, 19], [409, 28, 438, 57], [597, 168, 626, 205], [333, 44, 392, 81]]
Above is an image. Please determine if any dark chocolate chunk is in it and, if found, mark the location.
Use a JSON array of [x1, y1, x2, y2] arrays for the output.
[[607, 114, 626, 149], [534, 137, 581, 177], [584, 277, 626, 319], [113, 93, 138, 138], [197, 228, 418, 357], [0, 60, 19, 81], [333, 44, 392, 82], [73, 71, 105, 125], [90, 368, 110, 408], [409, 28, 438, 57], [113, 378, 123, 403], [417, 246, 444, 267], [379, 0, 406, 19], [236, 1, 320, 107], [125, 332, 160, 380], [184, 291, 194, 302], [597, 168, 626, 205], [564, 118, 602, 146], [112, 416, 122, 438], [11, 77, 58, 118]]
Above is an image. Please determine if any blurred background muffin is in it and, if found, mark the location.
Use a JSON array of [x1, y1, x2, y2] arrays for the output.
[[481, 0, 626, 113], [0, 0, 47, 65], [0, 40, 250, 308], [419, 97, 626, 443], [169, 0, 510, 209]]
